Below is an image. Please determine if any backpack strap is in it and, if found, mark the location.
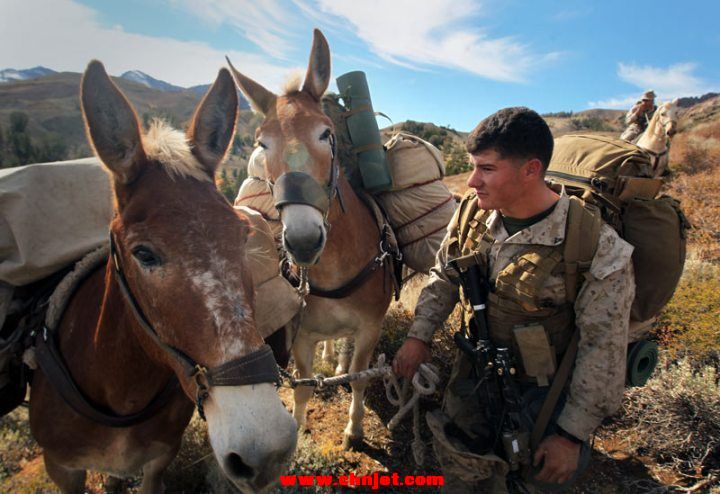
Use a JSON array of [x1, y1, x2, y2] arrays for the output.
[[563, 196, 603, 303], [531, 196, 602, 451]]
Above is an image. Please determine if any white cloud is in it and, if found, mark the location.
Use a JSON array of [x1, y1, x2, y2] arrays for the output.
[[0, 0, 293, 90], [168, 0, 295, 59], [587, 96, 637, 109], [589, 62, 715, 108], [312, 0, 558, 83], [618, 62, 712, 98]]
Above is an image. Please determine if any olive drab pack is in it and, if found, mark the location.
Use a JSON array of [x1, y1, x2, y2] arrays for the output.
[[547, 134, 689, 323]]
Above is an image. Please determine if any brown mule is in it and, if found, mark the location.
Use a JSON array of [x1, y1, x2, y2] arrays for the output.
[[29, 61, 296, 494], [228, 29, 395, 448]]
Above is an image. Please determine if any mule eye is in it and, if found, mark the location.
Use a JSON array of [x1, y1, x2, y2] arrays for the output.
[[256, 140, 268, 150], [319, 129, 331, 141], [132, 246, 161, 268]]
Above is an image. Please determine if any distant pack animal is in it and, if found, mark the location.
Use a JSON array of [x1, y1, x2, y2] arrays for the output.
[[228, 29, 397, 448], [635, 100, 679, 176], [28, 61, 296, 494]]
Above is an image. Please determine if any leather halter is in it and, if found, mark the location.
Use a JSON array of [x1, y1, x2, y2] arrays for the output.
[[109, 235, 280, 419], [271, 133, 345, 220], [274, 132, 402, 300], [33, 237, 280, 427]]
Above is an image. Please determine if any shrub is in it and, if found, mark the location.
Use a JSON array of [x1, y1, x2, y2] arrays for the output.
[[669, 123, 720, 175], [612, 358, 720, 481], [216, 167, 248, 203], [444, 140, 472, 176], [657, 260, 720, 362]]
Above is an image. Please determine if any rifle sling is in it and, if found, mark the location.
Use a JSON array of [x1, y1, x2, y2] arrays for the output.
[[530, 327, 579, 451]]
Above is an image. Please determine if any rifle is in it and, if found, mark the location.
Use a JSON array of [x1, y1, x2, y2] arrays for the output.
[[449, 257, 530, 471]]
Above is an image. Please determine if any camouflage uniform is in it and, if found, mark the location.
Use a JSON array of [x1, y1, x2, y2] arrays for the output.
[[409, 190, 635, 492], [621, 102, 657, 143]]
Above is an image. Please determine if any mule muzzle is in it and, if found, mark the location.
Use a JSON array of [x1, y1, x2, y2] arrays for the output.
[[273, 171, 330, 214], [273, 171, 331, 267], [206, 384, 297, 494], [283, 223, 325, 266]]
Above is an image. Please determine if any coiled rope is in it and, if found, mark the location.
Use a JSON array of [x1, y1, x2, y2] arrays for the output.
[[279, 354, 440, 465]]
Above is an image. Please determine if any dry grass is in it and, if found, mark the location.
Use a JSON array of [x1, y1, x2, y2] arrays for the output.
[[656, 259, 720, 362], [666, 120, 720, 262], [605, 358, 720, 486]]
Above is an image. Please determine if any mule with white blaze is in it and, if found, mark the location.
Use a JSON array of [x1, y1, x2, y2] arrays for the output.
[[29, 61, 296, 494], [227, 29, 396, 448]]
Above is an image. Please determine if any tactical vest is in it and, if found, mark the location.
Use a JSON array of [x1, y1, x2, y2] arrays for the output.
[[447, 191, 602, 380]]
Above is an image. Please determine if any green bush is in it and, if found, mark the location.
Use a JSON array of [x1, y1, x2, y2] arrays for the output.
[[657, 260, 720, 362]]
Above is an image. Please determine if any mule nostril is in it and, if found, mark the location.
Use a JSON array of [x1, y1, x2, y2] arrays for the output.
[[224, 453, 254, 479], [315, 227, 325, 249]]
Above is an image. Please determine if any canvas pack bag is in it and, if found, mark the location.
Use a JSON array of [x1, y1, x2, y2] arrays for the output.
[[374, 132, 457, 273], [234, 147, 283, 242], [548, 134, 689, 324]]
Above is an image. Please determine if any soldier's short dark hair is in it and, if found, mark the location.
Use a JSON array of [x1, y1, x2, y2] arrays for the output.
[[466, 107, 554, 170]]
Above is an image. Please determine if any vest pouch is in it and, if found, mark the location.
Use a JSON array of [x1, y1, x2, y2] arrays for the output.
[[486, 299, 575, 379], [512, 324, 556, 387]]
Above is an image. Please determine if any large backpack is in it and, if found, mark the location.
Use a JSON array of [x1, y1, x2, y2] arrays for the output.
[[547, 134, 690, 323]]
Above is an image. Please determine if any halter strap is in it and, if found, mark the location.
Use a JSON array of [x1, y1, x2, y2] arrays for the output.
[[109, 235, 280, 418], [33, 237, 281, 427]]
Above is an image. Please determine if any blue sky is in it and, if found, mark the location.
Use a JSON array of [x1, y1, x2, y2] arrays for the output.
[[2, 0, 718, 131]]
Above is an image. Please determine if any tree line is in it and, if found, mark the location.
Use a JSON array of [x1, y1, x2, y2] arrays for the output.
[[0, 112, 68, 168]]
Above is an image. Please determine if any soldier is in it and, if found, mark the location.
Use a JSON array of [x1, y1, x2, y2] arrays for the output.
[[392, 107, 635, 492], [621, 90, 657, 142]]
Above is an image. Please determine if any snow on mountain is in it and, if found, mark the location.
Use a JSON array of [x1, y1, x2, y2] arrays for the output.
[[120, 70, 184, 92], [0, 66, 57, 83]]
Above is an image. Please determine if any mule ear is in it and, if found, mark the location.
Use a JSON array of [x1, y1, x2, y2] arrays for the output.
[[302, 29, 331, 101], [81, 60, 145, 184], [226, 56, 276, 115], [187, 68, 239, 176]]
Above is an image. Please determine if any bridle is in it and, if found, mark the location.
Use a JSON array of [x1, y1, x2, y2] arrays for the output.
[[109, 235, 280, 420], [269, 131, 401, 300], [271, 133, 346, 225], [32, 237, 281, 428]]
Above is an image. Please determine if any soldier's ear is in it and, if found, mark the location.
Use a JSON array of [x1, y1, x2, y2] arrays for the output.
[[524, 158, 544, 180]]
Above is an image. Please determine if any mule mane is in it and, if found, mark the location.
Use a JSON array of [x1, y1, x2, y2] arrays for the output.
[[142, 119, 211, 182], [281, 72, 303, 96]]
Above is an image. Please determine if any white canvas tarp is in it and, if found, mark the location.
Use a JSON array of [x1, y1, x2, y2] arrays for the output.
[[236, 206, 301, 338], [0, 158, 113, 287], [0, 159, 300, 339], [377, 133, 457, 273]]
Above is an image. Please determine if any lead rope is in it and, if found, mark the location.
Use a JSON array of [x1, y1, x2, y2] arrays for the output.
[[279, 354, 439, 465]]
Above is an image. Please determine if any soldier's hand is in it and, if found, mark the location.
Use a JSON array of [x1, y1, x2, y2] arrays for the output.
[[392, 338, 431, 379], [532, 435, 581, 485]]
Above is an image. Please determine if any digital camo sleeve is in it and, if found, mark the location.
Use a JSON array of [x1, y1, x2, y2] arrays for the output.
[[557, 225, 635, 440], [406, 224, 462, 344]]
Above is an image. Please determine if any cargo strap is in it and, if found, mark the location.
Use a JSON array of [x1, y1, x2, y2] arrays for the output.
[[298, 191, 402, 300], [341, 105, 392, 124], [351, 143, 385, 154], [34, 329, 181, 427]]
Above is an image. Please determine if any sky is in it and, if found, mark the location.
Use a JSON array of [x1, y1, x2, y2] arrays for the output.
[[2, 0, 719, 131]]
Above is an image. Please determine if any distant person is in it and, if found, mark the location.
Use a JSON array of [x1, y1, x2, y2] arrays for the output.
[[621, 90, 657, 142]]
